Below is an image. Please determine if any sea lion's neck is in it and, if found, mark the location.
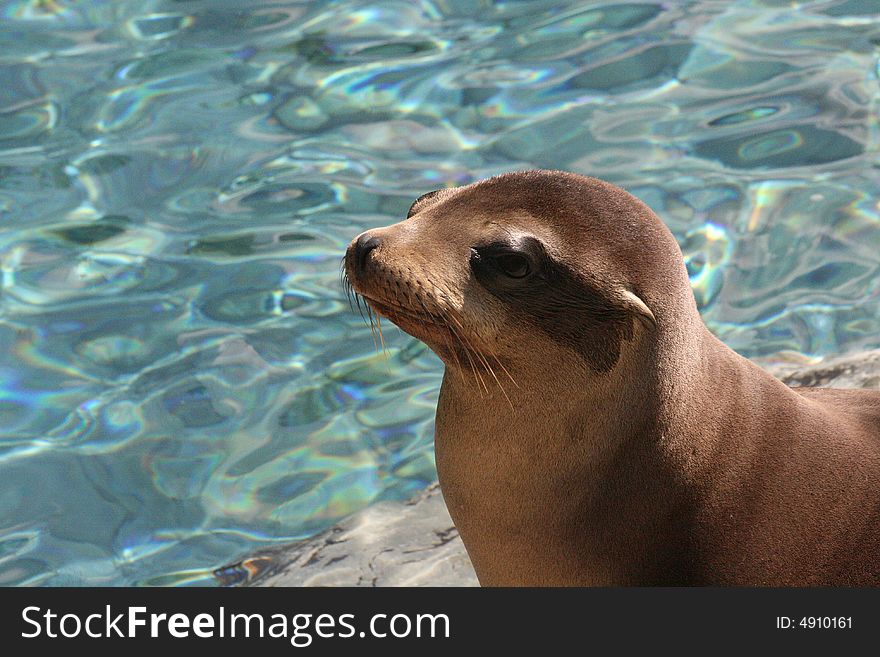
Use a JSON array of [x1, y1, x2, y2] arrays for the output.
[[433, 324, 713, 586]]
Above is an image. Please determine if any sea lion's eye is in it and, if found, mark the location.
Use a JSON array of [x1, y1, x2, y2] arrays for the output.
[[493, 253, 531, 278], [471, 239, 542, 287]]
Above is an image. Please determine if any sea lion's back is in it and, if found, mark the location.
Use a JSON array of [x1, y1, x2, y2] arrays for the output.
[[793, 386, 880, 439]]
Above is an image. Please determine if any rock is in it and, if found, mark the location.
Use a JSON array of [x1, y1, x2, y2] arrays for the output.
[[222, 349, 880, 587], [221, 483, 477, 587], [760, 349, 880, 390]]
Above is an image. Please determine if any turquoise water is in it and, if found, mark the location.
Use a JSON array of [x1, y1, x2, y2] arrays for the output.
[[0, 0, 878, 586]]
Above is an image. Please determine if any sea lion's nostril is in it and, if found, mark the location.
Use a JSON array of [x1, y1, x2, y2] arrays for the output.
[[355, 233, 381, 273]]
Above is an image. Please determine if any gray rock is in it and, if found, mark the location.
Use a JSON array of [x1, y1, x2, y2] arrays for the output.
[[761, 349, 880, 390], [224, 349, 880, 587], [220, 483, 476, 587]]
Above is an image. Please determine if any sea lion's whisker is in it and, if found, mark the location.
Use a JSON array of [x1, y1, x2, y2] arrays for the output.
[[414, 297, 465, 377], [421, 282, 487, 392], [342, 272, 373, 334], [441, 310, 491, 397], [364, 302, 380, 352], [458, 336, 487, 396], [482, 356, 513, 409], [375, 313, 388, 357], [433, 304, 486, 394], [445, 320, 480, 389], [491, 352, 520, 389], [439, 308, 509, 392], [344, 279, 359, 317], [439, 308, 509, 401], [354, 292, 367, 322]]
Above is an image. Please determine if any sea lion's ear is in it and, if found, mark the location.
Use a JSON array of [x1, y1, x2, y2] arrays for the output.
[[618, 288, 656, 330], [407, 189, 444, 218]]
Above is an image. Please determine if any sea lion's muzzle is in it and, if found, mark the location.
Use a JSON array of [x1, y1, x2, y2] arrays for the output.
[[348, 231, 381, 278]]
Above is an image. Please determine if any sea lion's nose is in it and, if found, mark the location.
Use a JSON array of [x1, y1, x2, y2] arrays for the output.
[[354, 232, 381, 273]]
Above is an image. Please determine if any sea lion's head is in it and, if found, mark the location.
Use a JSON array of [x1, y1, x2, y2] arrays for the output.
[[344, 170, 694, 381]]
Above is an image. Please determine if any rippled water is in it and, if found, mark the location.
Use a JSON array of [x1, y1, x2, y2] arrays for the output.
[[0, 0, 878, 585]]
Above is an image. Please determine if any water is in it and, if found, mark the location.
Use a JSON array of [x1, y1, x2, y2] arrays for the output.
[[0, 0, 878, 586]]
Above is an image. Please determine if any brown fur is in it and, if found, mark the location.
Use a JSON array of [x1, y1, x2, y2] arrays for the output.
[[344, 170, 880, 586]]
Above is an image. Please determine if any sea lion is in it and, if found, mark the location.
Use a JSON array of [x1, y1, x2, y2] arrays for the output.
[[343, 169, 880, 586]]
